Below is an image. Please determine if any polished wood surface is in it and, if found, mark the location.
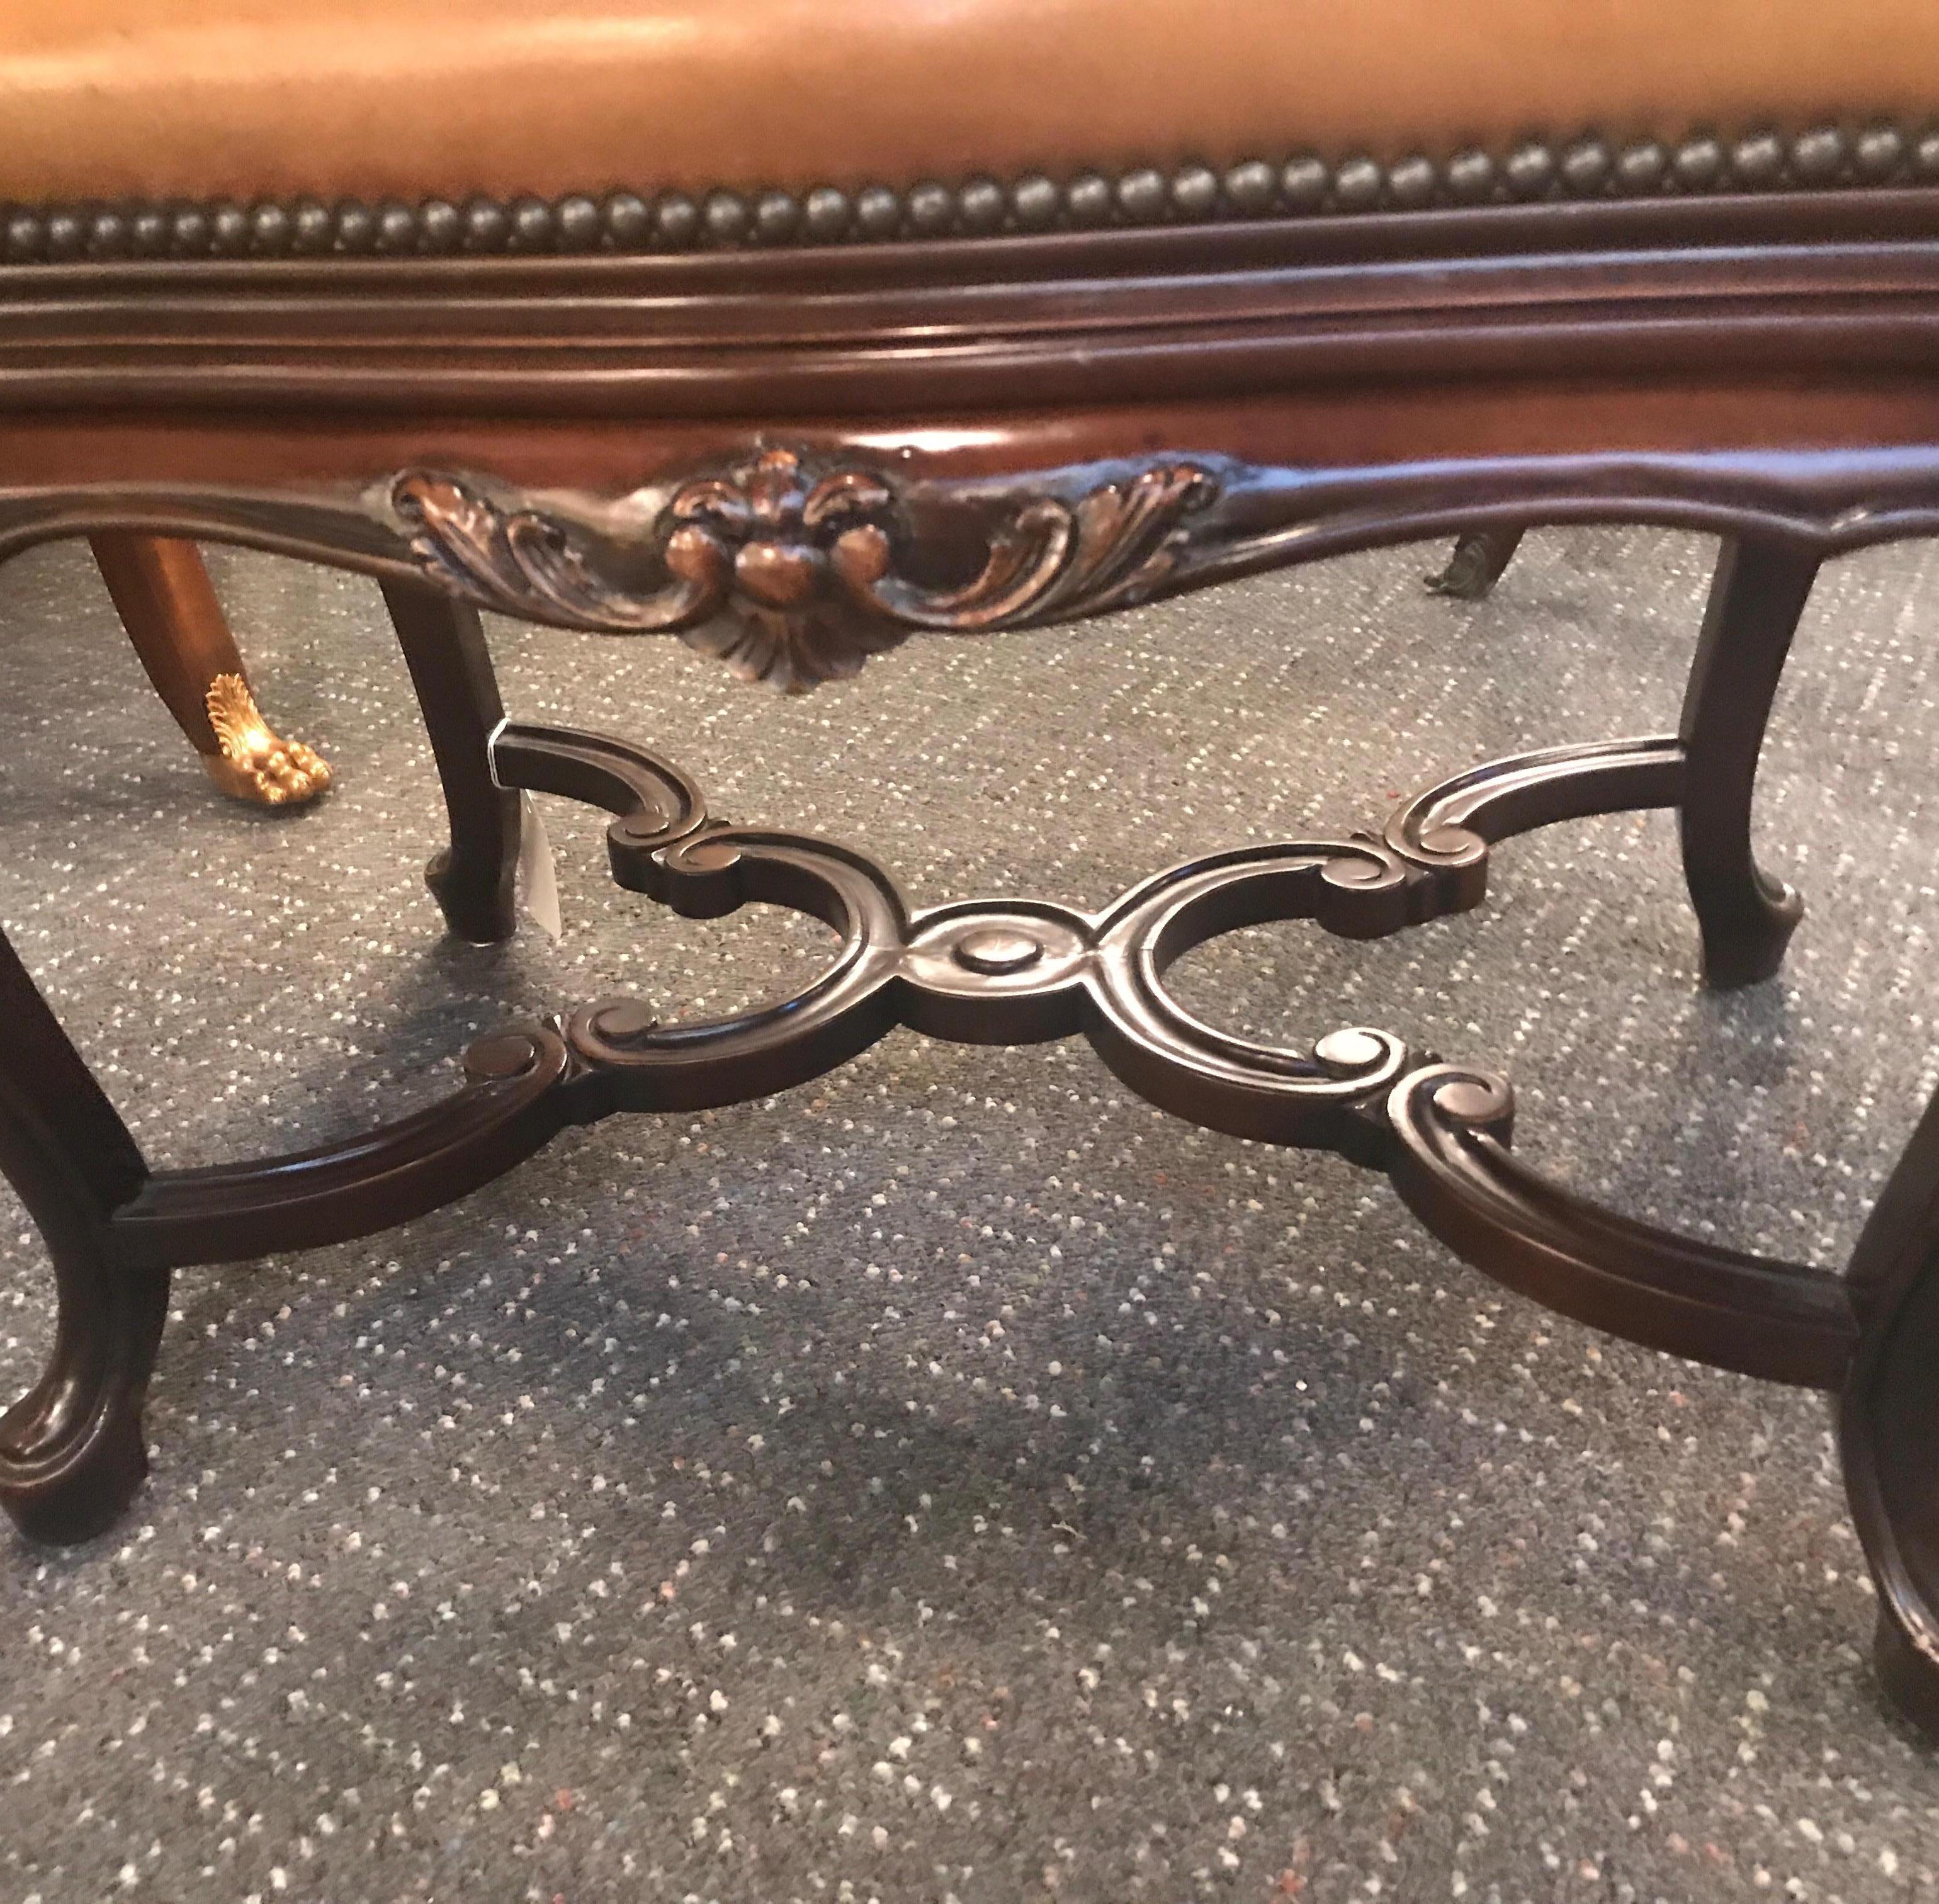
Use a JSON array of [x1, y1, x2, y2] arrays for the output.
[[1, 185, 1937, 1743], [378, 575, 520, 943], [88, 533, 238, 751], [1676, 538, 1817, 985], [1, 192, 1938, 426], [0, 912, 163, 1543]]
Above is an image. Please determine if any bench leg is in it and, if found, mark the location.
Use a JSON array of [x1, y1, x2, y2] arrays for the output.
[[1424, 526, 1525, 599], [381, 577, 521, 944], [1841, 1079, 1939, 1737], [1676, 536, 1817, 987], [89, 533, 332, 807], [0, 927, 166, 1544]]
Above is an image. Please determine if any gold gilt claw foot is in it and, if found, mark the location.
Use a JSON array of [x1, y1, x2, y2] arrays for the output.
[[203, 672, 333, 807]]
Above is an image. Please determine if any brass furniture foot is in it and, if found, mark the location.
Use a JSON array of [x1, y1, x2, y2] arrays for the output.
[[89, 533, 332, 810], [202, 671, 332, 806]]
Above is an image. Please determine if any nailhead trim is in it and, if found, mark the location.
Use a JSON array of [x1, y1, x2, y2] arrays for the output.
[[4, 121, 1938, 263]]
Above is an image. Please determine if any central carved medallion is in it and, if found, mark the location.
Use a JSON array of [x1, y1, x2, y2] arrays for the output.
[[392, 447, 1216, 691]]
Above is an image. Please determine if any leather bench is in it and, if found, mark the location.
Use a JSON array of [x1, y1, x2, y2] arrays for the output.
[[5, 0, 1939, 1738]]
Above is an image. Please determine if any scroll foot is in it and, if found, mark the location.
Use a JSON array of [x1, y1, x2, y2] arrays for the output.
[[1, 1250, 169, 1546], [1424, 527, 1525, 600], [1678, 537, 1818, 989]]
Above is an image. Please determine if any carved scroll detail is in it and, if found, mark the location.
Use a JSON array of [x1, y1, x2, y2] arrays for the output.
[[392, 450, 1216, 692], [392, 472, 723, 633]]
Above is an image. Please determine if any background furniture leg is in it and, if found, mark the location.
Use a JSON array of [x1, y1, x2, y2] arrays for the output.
[[0, 927, 166, 1544], [1841, 1080, 1939, 1740], [1424, 526, 1525, 599], [1676, 536, 1817, 987], [89, 532, 332, 807], [381, 577, 521, 944]]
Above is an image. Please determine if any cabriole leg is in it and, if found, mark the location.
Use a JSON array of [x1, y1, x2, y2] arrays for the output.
[[1424, 526, 1525, 599], [91, 533, 332, 807], [381, 578, 521, 944], [1677, 536, 1818, 987], [0, 928, 165, 1544], [1841, 1082, 1939, 1739]]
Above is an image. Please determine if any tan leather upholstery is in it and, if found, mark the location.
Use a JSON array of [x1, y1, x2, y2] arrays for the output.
[[2, 0, 1937, 203]]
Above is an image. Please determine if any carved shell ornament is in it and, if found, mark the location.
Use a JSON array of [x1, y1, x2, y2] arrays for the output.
[[392, 448, 1216, 690]]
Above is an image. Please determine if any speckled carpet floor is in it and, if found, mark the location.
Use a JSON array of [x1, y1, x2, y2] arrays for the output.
[[3, 527, 1939, 1903]]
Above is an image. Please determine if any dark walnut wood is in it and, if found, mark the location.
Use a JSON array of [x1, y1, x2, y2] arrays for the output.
[[378, 577, 521, 942], [1425, 526, 1525, 599], [3, 189, 1939, 421], [1841, 1082, 1939, 1737], [3, 443, 1938, 704], [393, 450, 1213, 689], [1677, 538, 1817, 985], [0, 183, 1936, 1744]]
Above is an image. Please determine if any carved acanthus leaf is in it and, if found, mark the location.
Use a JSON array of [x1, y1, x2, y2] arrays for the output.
[[392, 473, 725, 631], [390, 449, 1218, 691]]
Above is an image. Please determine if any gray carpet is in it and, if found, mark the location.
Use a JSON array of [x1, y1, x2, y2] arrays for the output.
[[3, 526, 1939, 1902]]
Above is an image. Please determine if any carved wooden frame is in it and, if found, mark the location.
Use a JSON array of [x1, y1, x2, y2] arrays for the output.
[[4, 184, 1939, 1742]]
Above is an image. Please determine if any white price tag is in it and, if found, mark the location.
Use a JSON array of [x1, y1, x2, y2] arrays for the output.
[[516, 790, 563, 939]]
